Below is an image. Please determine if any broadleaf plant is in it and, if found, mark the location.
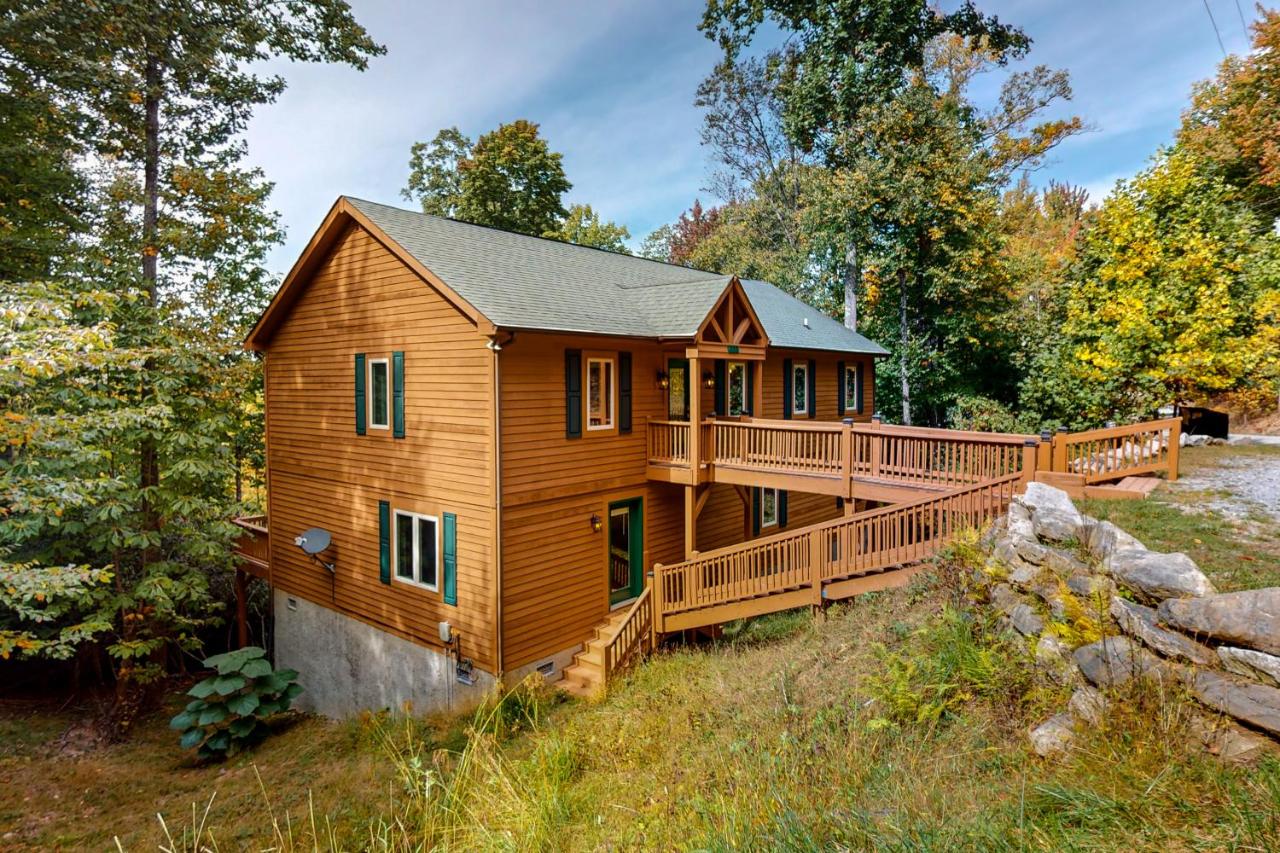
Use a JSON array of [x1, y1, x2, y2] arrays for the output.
[[171, 646, 301, 761]]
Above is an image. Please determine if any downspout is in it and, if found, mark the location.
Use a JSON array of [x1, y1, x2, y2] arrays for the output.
[[487, 334, 506, 679]]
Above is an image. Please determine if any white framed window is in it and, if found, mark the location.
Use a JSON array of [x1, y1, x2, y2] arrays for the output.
[[761, 487, 779, 528], [726, 361, 747, 416], [586, 357, 615, 430], [844, 364, 860, 413], [393, 509, 438, 590], [792, 362, 809, 415], [369, 358, 390, 430]]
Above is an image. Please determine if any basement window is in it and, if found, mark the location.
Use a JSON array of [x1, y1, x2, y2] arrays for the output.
[[761, 488, 779, 528], [394, 510, 438, 591]]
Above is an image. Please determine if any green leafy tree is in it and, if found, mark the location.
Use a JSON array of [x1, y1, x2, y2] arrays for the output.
[[404, 120, 571, 236], [1026, 149, 1279, 426], [0, 0, 382, 735], [546, 204, 630, 252]]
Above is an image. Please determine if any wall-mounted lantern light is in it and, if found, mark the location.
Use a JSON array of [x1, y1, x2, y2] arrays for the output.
[[656, 370, 669, 390], [590, 513, 603, 533], [702, 371, 716, 389]]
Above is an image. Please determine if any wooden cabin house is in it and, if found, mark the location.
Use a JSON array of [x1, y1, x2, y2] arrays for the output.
[[242, 196, 890, 715]]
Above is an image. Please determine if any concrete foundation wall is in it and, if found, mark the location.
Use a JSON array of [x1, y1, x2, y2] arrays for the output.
[[274, 590, 496, 718]]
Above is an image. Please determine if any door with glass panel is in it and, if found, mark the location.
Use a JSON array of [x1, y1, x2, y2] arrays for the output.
[[607, 497, 644, 606]]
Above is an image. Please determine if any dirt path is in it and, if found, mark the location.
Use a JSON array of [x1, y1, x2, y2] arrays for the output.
[[1168, 448, 1280, 523]]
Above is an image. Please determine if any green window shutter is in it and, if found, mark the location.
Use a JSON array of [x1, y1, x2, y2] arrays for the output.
[[392, 351, 405, 438], [782, 359, 793, 419], [378, 500, 391, 584], [565, 349, 582, 438], [778, 490, 788, 527], [714, 360, 727, 415], [619, 352, 632, 433], [807, 359, 817, 419], [442, 512, 457, 605], [837, 360, 846, 415], [745, 362, 755, 415], [355, 353, 367, 435], [751, 487, 761, 536], [856, 362, 865, 414]]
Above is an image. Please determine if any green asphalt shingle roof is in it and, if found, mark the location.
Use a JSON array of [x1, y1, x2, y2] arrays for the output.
[[348, 197, 888, 356]]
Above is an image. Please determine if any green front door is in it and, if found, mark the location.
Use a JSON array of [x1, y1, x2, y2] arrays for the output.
[[608, 497, 644, 605]]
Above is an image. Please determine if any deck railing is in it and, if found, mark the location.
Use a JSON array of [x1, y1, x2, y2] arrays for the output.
[[646, 417, 1179, 491], [602, 586, 653, 685], [647, 420, 691, 466], [713, 419, 845, 479], [653, 472, 1022, 629], [1055, 418, 1181, 484], [855, 424, 1033, 488], [231, 515, 269, 577]]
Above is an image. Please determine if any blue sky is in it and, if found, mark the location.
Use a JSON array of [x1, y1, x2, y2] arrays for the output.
[[245, 0, 1263, 273]]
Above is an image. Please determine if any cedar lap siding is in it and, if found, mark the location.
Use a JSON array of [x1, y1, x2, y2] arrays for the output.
[[247, 197, 886, 681]]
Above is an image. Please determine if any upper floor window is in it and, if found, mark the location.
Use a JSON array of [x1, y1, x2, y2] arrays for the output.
[[792, 362, 809, 416], [844, 364, 860, 413], [586, 356, 615, 430], [394, 509, 438, 590], [369, 358, 390, 429], [726, 361, 747, 416]]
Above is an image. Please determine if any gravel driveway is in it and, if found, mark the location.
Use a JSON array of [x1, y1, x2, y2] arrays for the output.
[[1168, 449, 1280, 523]]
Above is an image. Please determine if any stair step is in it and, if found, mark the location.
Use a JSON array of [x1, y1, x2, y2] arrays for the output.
[[554, 677, 597, 699], [563, 662, 602, 686], [575, 648, 603, 668]]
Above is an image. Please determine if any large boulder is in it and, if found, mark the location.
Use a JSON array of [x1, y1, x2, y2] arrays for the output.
[[1080, 518, 1144, 562], [1018, 482, 1082, 523], [1185, 669, 1280, 737], [1109, 597, 1216, 665], [1067, 573, 1115, 599], [1157, 588, 1280, 656], [1005, 502, 1036, 542], [1217, 647, 1280, 687], [1014, 484, 1085, 543], [1073, 636, 1167, 688], [1102, 549, 1215, 602]]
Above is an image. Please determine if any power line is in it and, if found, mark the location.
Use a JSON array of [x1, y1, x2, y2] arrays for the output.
[[1203, 0, 1227, 57], [1234, 0, 1250, 38]]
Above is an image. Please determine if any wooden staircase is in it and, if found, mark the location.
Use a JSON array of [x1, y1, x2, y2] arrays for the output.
[[555, 607, 632, 699]]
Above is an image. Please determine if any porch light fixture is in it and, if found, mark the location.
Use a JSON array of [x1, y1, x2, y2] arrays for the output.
[[656, 370, 669, 389], [590, 513, 603, 533], [702, 371, 716, 389]]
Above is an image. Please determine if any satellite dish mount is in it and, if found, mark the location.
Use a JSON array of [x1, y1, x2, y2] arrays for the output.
[[294, 527, 335, 574]]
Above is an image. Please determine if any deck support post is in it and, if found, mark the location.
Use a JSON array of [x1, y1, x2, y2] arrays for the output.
[[684, 487, 698, 560], [1166, 418, 1180, 482], [234, 567, 249, 648], [809, 528, 824, 606], [1020, 439, 1039, 492]]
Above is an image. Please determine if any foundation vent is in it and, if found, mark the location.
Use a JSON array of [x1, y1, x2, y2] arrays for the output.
[[536, 661, 555, 678]]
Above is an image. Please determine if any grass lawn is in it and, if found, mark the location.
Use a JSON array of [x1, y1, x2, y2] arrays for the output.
[[2, 445, 1278, 850]]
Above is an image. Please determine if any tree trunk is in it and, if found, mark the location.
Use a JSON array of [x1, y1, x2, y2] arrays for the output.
[[898, 267, 911, 426], [843, 239, 859, 332]]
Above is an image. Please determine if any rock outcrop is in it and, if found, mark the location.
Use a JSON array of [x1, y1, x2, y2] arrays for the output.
[[1158, 588, 1280, 656]]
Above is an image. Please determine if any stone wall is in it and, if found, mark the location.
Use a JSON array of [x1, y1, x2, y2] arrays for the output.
[[975, 483, 1280, 762], [273, 590, 497, 718]]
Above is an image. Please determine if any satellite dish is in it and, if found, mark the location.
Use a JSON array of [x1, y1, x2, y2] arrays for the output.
[[295, 527, 332, 556]]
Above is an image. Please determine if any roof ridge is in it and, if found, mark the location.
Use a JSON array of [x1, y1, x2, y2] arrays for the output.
[[342, 195, 724, 277]]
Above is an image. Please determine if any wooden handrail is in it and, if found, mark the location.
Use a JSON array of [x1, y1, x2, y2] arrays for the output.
[[602, 586, 653, 685], [653, 472, 1022, 626], [231, 515, 270, 578], [1056, 417, 1181, 483]]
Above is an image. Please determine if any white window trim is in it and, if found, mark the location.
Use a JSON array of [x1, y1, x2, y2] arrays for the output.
[[727, 361, 747, 416], [585, 356, 616, 431], [845, 365, 860, 413], [792, 362, 809, 415], [760, 487, 779, 528], [392, 509, 439, 592], [368, 357, 391, 430]]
